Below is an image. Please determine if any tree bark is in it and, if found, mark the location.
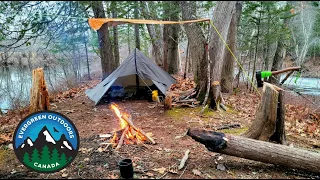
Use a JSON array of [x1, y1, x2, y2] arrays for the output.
[[183, 41, 189, 79], [92, 1, 114, 79], [251, 3, 262, 92], [111, 1, 120, 69], [163, 24, 169, 71], [243, 82, 286, 144], [29, 68, 50, 113], [140, 1, 163, 67], [221, 1, 243, 93], [167, 1, 180, 74], [180, 1, 208, 101], [209, 1, 236, 109], [187, 129, 320, 174], [84, 34, 90, 80], [269, 40, 286, 85], [134, 1, 140, 50], [269, 3, 290, 85]]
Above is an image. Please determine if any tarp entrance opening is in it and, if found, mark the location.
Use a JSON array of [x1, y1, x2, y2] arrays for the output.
[[100, 75, 164, 104]]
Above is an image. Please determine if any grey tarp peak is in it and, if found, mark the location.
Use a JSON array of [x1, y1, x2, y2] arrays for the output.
[[85, 48, 176, 105]]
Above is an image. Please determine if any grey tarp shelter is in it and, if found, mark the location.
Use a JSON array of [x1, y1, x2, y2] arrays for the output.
[[85, 48, 176, 105]]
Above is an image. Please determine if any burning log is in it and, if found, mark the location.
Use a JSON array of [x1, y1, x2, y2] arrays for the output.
[[116, 127, 129, 150], [187, 128, 320, 174], [108, 104, 156, 150], [120, 115, 156, 145]]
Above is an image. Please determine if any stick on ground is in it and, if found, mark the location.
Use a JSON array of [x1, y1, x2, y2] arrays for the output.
[[178, 149, 190, 170]]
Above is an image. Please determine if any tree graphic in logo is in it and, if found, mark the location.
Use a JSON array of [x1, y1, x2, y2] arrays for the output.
[[13, 111, 79, 173]]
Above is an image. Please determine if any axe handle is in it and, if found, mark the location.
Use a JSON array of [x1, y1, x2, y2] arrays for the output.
[[271, 66, 301, 75]]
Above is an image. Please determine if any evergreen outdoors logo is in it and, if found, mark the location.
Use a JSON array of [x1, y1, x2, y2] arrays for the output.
[[13, 110, 79, 173]]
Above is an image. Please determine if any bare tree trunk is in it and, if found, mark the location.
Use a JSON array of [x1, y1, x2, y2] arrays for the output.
[[92, 1, 114, 79], [221, 1, 242, 93], [209, 1, 236, 109], [168, 1, 180, 74], [235, 54, 242, 88], [263, 7, 271, 71], [111, 1, 120, 69], [163, 24, 169, 71], [251, 4, 262, 92], [84, 34, 90, 80], [180, 1, 208, 101], [183, 41, 189, 79], [134, 1, 140, 50], [140, 1, 163, 66], [269, 16, 289, 85]]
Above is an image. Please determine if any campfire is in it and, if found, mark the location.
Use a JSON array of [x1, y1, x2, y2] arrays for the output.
[[109, 103, 156, 150]]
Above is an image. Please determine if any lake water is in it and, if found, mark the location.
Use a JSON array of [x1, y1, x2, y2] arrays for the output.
[[0, 65, 81, 113], [281, 75, 320, 96], [0, 66, 319, 113]]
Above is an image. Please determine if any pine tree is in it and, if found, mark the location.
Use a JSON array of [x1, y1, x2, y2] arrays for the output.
[[31, 148, 40, 163], [23, 152, 31, 165], [60, 153, 67, 165], [51, 148, 59, 162], [40, 145, 51, 163]]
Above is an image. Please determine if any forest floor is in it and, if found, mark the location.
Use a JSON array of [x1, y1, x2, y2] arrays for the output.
[[0, 78, 320, 179]]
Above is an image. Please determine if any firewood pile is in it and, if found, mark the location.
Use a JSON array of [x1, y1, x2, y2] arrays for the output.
[[99, 104, 156, 151], [166, 76, 199, 108]]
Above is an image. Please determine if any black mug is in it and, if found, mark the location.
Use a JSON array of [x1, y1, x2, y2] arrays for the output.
[[118, 159, 134, 179]]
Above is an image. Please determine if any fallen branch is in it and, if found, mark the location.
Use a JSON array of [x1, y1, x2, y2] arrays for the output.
[[172, 103, 195, 108], [178, 149, 190, 170], [214, 124, 241, 131], [175, 99, 198, 103]]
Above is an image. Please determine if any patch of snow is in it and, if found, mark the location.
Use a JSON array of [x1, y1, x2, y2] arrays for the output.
[[43, 130, 56, 144], [27, 138, 33, 146], [21, 144, 25, 148], [63, 141, 72, 150]]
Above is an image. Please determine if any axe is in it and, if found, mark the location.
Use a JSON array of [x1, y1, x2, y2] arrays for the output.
[[256, 66, 301, 87]]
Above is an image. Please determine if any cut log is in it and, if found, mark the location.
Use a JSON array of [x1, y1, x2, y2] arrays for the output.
[[29, 68, 50, 113], [242, 82, 286, 143], [187, 128, 320, 174]]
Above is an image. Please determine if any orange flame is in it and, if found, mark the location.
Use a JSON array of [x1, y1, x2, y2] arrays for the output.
[[110, 103, 128, 129], [109, 103, 147, 146]]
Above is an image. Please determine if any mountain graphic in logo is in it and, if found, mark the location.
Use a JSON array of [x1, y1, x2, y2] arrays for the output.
[[13, 111, 79, 173]]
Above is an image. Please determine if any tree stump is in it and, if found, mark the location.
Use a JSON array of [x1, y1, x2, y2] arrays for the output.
[[164, 93, 173, 110], [242, 82, 286, 144], [29, 68, 50, 113]]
